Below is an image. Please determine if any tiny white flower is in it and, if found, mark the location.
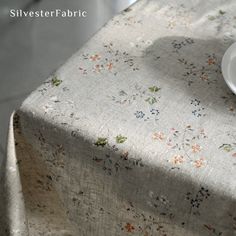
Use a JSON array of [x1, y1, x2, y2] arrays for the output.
[[129, 42, 135, 47], [43, 104, 53, 113], [8, 166, 16, 172], [149, 190, 154, 198], [136, 36, 142, 42], [50, 95, 59, 102]]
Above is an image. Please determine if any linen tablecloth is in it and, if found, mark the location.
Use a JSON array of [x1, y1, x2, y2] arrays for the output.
[[1, 0, 236, 235]]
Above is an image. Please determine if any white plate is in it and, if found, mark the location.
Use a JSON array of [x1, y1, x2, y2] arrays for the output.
[[221, 42, 236, 95]]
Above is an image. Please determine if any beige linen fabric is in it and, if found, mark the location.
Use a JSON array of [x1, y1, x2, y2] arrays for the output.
[[1, 0, 236, 235]]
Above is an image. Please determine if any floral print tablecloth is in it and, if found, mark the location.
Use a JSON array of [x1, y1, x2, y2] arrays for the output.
[[1, 0, 236, 235]]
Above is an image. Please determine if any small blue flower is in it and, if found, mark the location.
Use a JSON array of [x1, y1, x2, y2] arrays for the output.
[[190, 99, 200, 106], [134, 111, 145, 119], [150, 108, 159, 115]]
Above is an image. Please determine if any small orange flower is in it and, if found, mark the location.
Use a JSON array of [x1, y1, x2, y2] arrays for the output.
[[90, 54, 101, 61], [207, 58, 216, 65], [107, 62, 113, 70], [191, 144, 201, 153], [171, 155, 184, 164], [200, 74, 208, 81], [194, 158, 205, 168], [152, 132, 165, 141], [125, 223, 135, 232]]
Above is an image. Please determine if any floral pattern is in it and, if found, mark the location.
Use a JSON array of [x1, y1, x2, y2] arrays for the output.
[[152, 125, 208, 169], [3, 1, 236, 236], [92, 143, 145, 175], [177, 52, 221, 86], [79, 42, 139, 76]]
